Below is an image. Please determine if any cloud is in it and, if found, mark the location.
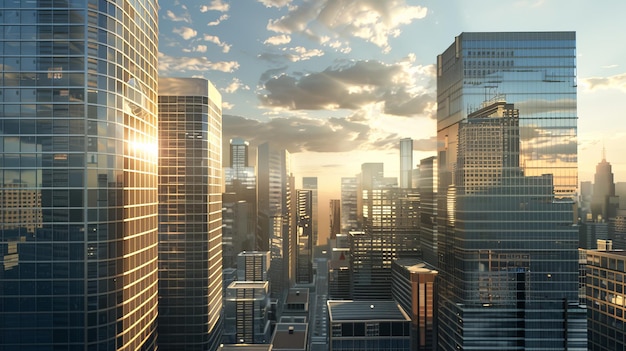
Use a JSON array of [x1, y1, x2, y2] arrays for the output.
[[208, 14, 229, 26], [204, 34, 232, 53], [257, 0, 292, 8], [173, 26, 197, 40], [258, 59, 435, 116], [200, 0, 230, 12], [166, 10, 190, 23], [580, 73, 626, 91], [159, 52, 240, 73], [223, 78, 250, 94], [264, 34, 292, 46], [258, 46, 325, 63], [193, 45, 208, 53], [266, 0, 428, 53], [222, 101, 234, 110]]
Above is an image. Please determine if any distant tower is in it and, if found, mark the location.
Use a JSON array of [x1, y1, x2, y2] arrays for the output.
[[296, 190, 313, 283], [591, 148, 619, 221], [230, 137, 249, 168], [341, 177, 358, 232], [302, 177, 318, 247], [400, 138, 414, 188], [329, 199, 341, 240]]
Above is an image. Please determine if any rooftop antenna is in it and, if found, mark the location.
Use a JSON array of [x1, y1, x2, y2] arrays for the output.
[[602, 144, 606, 161]]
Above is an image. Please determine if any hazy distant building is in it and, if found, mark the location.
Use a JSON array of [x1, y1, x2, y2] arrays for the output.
[[329, 234, 351, 300], [158, 77, 223, 350], [586, 248, 626, 351], [436, 32, 584, 350], [419, 156, 438, 267], [303, 177, 319, 247], [329, 199, 341, 240], [591, 151, 619, 222], [327, 300, 412, 351], [257, 143, 292, 298], [392, 259, 438, 351], [580, 180, 593, 221], [610, 210, 626, 250], [341, 177, 358, 232], [400, 138, 414, 189], [0, 2, 160, 349], [616, 182, 626, 209]]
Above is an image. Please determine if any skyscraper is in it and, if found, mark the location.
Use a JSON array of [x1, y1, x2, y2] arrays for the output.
[[0, 1, 159, 349], [157, 77, 223, 350], [340, 177, 358, 232], [591, 149, 619, 222], [329, 199, 341, 240], [400, 138, 414, 189], [302, 177, 318, 247], [436, 32, 584, 350], [418, 156, 438, 267], [295, 190, 313, 284]]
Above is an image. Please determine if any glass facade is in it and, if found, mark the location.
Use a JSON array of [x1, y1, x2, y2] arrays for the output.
[[0, 0, 159, 349], [436, 32, 585, 350], [340, 177, 358, 233], [157, 77, 223, 351], [399, 138, 413, 189]]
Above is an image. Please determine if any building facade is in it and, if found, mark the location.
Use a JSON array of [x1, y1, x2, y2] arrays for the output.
[[302, 177, 318, 247], [223, 281, 272, 344], [295, 190, 313, 284], [436, 32, 585, 350], [329, 199, 341, 240], [0, 1, 159, 349], [157, 77, 223, 350], [340, 177, 358, 233], [418, 156, 438, 267], [237, 251, 271, 282], [586, 249, 626, 351], [400, 138, 414, 189]]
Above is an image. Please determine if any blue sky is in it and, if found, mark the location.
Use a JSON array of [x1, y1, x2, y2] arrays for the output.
[[158, 0, 626, 200]]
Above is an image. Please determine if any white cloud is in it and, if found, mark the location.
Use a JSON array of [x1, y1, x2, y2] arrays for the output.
[[580, 73, 626, 91], [208, 14, 229, 26], [284, 46, 324, 61], [194, 45, 208, 53], [204, 34, 232, 53], [159, 52, 240, 73], [173, 26, 197, 40], [264, 34, 292, 46], [223, 78, 251, 94], [266, 0, 427, 53], [200, 0, 230, 12], [166, 10, 190, 23], [257, 0, 292, 8], [222, 101, 235, 110]]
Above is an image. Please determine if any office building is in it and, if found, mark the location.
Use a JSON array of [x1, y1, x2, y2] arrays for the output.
[[436, 32, 585, 350], [296, 190, 313, 284], [329, 199, 341, 240], [224, 138, 257, 260], [586, 248, 626, 351], [391, 259, 438, 351], [400, 138, 414, 189], [270, 323, 308, 351], [302, 177, 319, 247], [282, 288, 309, 319], [158, 77, 223, 350], [418, 156, 438, 267], [237, 251, 271, 282], [610, 209, 626, 250], [0, 1, 159, 349], [257, 143, 292, 298], [617, 182, 626, 209], [340, 177, 358, 232], [329, 234, 351, 300], [223, 281, 272, 344], [327, 300, 412, 351]]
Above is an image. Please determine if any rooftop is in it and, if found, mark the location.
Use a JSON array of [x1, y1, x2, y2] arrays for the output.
[[285, 289, 309, 304], [327, 300, 411, 322], [271, 323, 308, 351]]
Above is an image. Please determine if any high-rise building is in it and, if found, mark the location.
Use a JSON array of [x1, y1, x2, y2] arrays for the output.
[[237, 251, 271, 282], [302, 177, 318, 247], [329, 199, 341, 240], [328, 234, 351, 300], [400, 138, 414, 189], [0, 2, 159, 349], [223, 281, 272, 344], [157, 77, 223, 350], [340, 177, 358, 232], [586, 247, 626, 351], [295, 190, 313, 284], [418, 156, 438, 267], [436, 32, 585, 350], [257, 143, 292, 298], [591, 150, 619, 222], [223, 138, 257, 267]]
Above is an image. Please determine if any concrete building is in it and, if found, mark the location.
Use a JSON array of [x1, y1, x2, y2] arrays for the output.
[[158, 77, 223, 350], [271, 323, 308, 351], [340, 177, 358, 233], [237, 251, 271, 282], [224, 281, 272, 344]]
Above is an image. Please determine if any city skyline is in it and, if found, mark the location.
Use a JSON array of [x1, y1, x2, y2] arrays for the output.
[[158, 0, 626, 198]]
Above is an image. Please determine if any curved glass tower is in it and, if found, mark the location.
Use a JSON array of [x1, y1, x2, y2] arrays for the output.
[[0, 1, 159, 349]]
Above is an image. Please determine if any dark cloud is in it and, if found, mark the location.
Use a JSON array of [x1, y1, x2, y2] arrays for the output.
[[258, 60, 434, 117]]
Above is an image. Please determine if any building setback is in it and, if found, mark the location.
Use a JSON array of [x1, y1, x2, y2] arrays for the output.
[[0, 1, 160, 349], [157, 77, 223, 350]]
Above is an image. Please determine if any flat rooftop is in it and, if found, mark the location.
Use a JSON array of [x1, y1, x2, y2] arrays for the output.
[[328, 300, 411, 322], [218, 345, 271, 351], [285, 289, 309, 304], [271, 323, 308, 351]]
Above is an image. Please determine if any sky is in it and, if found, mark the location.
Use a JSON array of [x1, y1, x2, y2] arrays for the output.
[[158, 0, 626, 240]]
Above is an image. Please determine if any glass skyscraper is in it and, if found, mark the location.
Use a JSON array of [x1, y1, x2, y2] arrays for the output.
[[436, 32, 585, 350], [157, 77, 223, 350], [0, 1, 159, 350]]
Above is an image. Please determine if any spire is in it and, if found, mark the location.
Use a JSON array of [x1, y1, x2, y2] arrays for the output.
[[602, 144, 606, 161]]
